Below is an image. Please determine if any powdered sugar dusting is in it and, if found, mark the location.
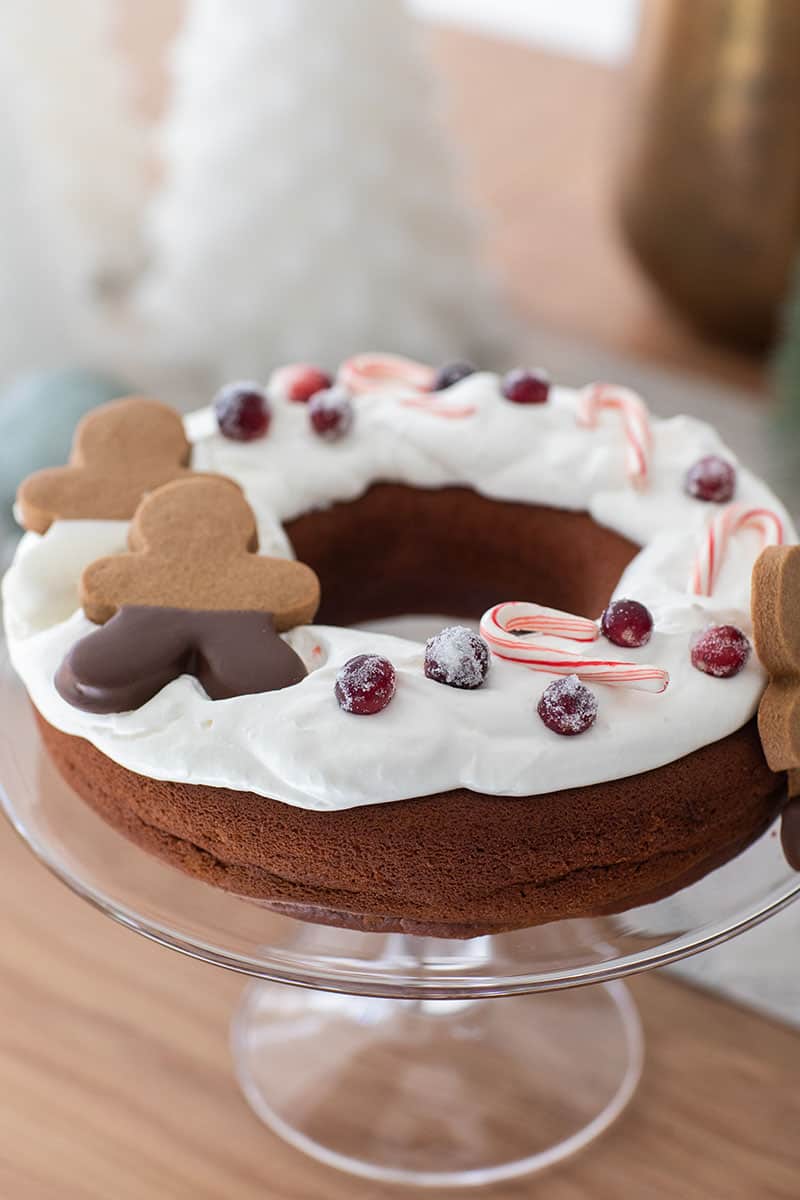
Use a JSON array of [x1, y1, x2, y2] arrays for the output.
[[309, 386, 354, 441], [600, 597, 653, 648], [537, 674, 598, 736], [685, 455, 736, 503], [424, 625, 489, 689], [335, 653, 396, 714], [690, 624, 751, 679]]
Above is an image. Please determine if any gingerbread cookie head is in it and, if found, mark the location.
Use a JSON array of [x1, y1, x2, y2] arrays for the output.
[[81, 475, 320, 629], [752, 544, 800, 796], [17, 396, 192, 534]]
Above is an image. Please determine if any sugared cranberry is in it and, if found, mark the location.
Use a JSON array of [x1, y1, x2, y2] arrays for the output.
[[601, 598, 654, 648], [309, 387, 354, 441], [432, 361, 477, 391], [537, 675, 598, 736], [335, 654, 396, 714], [502, 368, 550, 405], [690, 625, 751, 678], [271, 363, 332, 403], [424, 626, 490, 689], [685, 455, 736, 503], [214, 382, 271, 441]]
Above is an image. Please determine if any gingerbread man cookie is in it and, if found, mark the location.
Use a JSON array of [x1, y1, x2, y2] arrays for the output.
[[80, 475, 320, 628], [54, 476, 321, 713], [17, 396, 193, 534], [752, 544, 800, 797]]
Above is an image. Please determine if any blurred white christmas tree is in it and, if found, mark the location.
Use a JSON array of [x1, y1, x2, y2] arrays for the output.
[[139, 0, 508, 380], [0, 0, 148, 305], [0, 79, 79, 386]]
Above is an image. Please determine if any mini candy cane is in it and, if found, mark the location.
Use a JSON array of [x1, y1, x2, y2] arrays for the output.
[[489, 601, 599, 643], [479, 601, 669, 694], [399, 394, 478, 419], [338, 352, 477, 418], [576, 383, 653, 489], [690, 503, 785, 597], [338, 353, 435, 396]]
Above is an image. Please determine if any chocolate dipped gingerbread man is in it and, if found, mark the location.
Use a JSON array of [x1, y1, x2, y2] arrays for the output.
[[55, 476, 320, 713]]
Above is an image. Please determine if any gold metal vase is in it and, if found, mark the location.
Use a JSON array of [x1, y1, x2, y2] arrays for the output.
[[618, 0, 800, 349]]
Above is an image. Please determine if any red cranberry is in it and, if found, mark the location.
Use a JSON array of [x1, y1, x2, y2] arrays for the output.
[[690, 625, 751, 678], [601, 598, 654, 648], [214, 382, 271, 441], [335, 654, 396, 714], [425, 626, 490, 689], [432, 361, 476, 391], [537, 675, 598, 736], [272, 364, 332, 403], [502, 368, 550, 405], [685, 455, 736, 503], [309, 387, 354, 440]]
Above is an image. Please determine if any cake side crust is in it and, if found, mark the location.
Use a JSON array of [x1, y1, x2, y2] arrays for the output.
[[35, 709, 786, 938]]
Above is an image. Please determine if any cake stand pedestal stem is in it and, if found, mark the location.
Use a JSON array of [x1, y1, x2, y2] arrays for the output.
[[230, 941, 644, 1188]]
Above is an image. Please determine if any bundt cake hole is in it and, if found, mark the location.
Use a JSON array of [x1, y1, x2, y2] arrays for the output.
[[285, 483, 639, 629]]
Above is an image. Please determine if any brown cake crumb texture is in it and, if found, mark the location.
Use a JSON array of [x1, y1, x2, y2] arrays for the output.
[[37, 485, 787, 937]]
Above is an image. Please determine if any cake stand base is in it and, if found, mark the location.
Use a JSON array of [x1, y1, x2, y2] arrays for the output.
[[231, 978, 643, 1188]]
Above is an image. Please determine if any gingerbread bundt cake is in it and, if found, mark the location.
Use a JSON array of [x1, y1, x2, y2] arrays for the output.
[[4, 355, 795, 936]]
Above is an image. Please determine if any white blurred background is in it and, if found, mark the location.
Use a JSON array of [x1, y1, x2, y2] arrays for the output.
[[415, 0, 640, 61]]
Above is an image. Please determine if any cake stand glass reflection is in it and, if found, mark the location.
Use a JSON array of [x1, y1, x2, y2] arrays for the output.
[[1, 662, 798, 1188]]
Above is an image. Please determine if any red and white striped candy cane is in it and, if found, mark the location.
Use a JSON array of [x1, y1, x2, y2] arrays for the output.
[[338, 352, 477, 418], [576, 383, 653, 489], [398, 394, 478, 419], [489, 601, 599, 644], [338, 353, 435, 396], [479, 602, 669, 694], [689, 503, 785, 597]]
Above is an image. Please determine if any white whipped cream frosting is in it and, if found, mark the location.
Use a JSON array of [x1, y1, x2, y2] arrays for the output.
[[3, 374, 794, 810]]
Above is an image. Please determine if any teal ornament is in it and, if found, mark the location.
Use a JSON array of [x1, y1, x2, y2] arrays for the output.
[[0, 368, 133, 528]]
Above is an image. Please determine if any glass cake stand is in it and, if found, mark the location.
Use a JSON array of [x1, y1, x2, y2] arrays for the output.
[[1, 661, 799, 1188]]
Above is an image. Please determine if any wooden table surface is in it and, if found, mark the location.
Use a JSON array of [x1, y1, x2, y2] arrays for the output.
[[2, 21, 796, 1200], [1, 799, 798, 1200]]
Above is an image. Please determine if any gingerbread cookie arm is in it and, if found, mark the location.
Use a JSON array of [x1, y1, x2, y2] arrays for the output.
[[18, 468, 124, 535], [81, 552, 320, 627], [16, 397, 192, 534], [752, 545, 800, 794], [240, 557, 321, 630], [81, 555, 156, 624], [19, 463, 197, 534]]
